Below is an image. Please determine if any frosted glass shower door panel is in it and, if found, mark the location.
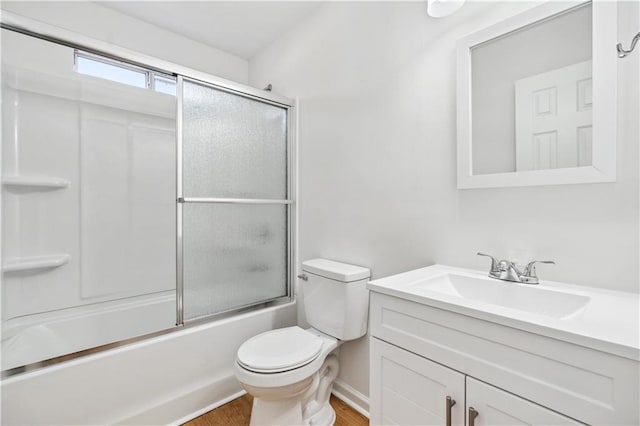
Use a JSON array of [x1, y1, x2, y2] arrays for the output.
[[181, 78, 290, 321], [183, 204, 288, 320], [1, 29, 178, 370], [1, 29, 177, 318], [182, 80, 288, 199]]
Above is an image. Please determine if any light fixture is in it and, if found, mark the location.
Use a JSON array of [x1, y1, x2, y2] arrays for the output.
[[427, 0, 465, 18]]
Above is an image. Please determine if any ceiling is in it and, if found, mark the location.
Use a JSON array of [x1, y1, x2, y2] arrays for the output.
[[98, 1, 323, 60]]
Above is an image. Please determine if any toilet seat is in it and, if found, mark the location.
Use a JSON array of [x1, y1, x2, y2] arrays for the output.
[[235, 328, 340, 390], [237, 326, 324, 373]]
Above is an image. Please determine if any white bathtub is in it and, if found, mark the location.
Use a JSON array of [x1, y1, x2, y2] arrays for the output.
[[2, 301, 297, 425], [1, 291, 175, 371]]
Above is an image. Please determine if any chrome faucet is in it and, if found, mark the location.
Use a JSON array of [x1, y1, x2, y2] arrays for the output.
[[477, 253, 555, 285]]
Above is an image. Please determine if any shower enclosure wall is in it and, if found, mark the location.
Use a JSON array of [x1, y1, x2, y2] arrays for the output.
[[1, 27, 294, 373]]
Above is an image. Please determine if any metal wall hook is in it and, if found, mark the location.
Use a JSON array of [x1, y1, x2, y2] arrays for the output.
[[617, 32, 640, 58]]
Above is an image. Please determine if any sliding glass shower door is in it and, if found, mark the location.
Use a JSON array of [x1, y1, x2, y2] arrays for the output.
[[1, 26, 294, 373], [179, 78, 291, 322]]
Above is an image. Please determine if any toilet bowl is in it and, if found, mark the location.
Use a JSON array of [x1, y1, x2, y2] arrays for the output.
[[234, 327, 340, 425], [233, 259, 371, 426]]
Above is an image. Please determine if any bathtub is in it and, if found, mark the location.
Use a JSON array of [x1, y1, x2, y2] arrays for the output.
[[2, 300, 297, 425], [1, 291, 175, 371]]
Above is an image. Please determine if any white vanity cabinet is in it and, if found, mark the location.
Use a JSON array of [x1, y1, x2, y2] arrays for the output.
[[370, 338, 581, 426], [465, 378, 580, 426], [369, 291, 639, 425], [370, 338, 465, 425]]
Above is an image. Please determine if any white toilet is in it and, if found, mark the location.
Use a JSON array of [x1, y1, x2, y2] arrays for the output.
[[234, 259, 371, 426]]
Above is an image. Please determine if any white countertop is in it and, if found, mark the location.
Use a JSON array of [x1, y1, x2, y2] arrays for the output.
[[367, 264, 640, 361]]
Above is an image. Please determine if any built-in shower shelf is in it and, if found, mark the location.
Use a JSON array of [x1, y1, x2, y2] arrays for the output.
[[2, 254, 71, 273], [2, 176, 70, 190]]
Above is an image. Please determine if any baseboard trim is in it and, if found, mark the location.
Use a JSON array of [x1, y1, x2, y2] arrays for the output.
[[172, 388, 247, 425], [116, 374, 367, 424], [332, 379, 369, 419]]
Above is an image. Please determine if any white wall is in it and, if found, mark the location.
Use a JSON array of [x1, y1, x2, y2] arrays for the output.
[[0, 1, 249, 84], [249, 0, 639, 402]]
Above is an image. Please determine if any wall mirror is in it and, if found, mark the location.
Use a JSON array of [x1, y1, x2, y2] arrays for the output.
[[457, 1, 617, 189]]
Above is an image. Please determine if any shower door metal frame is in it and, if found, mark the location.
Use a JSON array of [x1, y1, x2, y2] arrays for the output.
[[176, 76, 295, 325], [0, 11, 297, 377]]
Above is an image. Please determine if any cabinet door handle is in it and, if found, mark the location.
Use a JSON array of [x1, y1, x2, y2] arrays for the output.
[[468, 407, 479, 426], [445, 396, 456, 426]]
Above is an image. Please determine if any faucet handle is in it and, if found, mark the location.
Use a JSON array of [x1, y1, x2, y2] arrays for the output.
[[477, 253, 499, 269], [521, 260, 555, 284], [477, 252, 501, 278]]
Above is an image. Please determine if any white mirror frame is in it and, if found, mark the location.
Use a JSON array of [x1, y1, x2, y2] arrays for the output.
[[457, 1, 617, 189]]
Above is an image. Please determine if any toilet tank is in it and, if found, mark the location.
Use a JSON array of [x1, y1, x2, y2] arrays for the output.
[[301, 259, 371, 341]]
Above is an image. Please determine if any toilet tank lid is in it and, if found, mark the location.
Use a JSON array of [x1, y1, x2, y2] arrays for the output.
[[302, 259, 370, 282]]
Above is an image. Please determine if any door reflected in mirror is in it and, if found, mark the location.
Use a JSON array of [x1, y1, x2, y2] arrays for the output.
[[470, 3, 592, 176]]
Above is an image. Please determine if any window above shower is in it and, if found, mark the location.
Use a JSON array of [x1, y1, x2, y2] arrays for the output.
[[74, 50, 177, 95]]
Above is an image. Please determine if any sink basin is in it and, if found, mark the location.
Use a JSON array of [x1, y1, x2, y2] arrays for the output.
[[367, 264, 639, 361], [410, 273, 590, 319]]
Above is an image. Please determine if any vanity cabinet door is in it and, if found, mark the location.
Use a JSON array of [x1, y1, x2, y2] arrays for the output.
[[370, 338, 465, 426], [466, 378, 583, 426]]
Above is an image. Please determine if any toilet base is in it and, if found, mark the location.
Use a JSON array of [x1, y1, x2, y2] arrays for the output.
[[306, 402, 336, 426], [249, 398, 335, 426], [246, 354, 340, 426], [250, 397, 305, 426]]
